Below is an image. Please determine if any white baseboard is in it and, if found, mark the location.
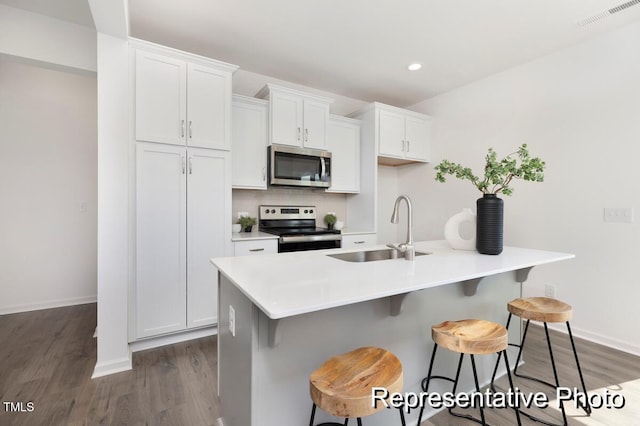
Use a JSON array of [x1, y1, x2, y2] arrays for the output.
[[129, 326, 218, 353], [546, 323, 640, 357], [92, 354, 132, 378], [0, 295, 97, 315]]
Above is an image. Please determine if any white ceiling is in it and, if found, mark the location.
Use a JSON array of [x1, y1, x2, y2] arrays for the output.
[[5, 0, 640, 106]]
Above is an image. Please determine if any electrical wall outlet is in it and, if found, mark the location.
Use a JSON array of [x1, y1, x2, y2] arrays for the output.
[[229, 305, 236, 337], [604, 207, 633, 223], [545, 284, 556, 298], [237, 211, 249, 219]]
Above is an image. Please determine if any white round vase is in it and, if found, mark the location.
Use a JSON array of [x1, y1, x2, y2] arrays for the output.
[[444, 208, 477, 250]]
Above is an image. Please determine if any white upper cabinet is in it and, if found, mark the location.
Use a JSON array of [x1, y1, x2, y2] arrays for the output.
[[326, 116, 360, 193], [403, 115, 430, 161], [351, 102, 432, 165], [186, 64, 230, 150], [134, 44, 237, 150], [257, 84, 332, 149], [135, 51, 186, 146], [232, 95, 268, 190]]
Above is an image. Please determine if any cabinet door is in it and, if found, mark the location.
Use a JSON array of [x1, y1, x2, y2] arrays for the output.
[[270, 91, 303, 146], [404, 116, 430, 161], [232, 98, 268, 189], [326, 118, 360, 193], [135, 50, 186, 145], [187, 63, 231, 150], [187, 148, 230, 328], [302, 99, 329, 149], [341, 234, 377, 248], [233, 239, 278, 256], [378, 109, 405, 157], [136, 143, 187, 338]]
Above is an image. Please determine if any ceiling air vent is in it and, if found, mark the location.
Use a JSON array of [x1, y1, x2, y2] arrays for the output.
[[577, 0, 640, 26]]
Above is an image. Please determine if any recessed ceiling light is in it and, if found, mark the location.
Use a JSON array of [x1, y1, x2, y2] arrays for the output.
[[408, 63, 422, 71]]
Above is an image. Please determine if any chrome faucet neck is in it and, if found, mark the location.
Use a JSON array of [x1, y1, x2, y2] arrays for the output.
[[389, 195, 414, 260]]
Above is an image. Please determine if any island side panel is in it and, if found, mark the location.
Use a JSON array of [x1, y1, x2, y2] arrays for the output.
[[218, 273, 257, 426], [250, 272, 522, 425]]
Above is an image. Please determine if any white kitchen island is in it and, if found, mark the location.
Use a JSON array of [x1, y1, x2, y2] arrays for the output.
[[211, 240, 574, 426]]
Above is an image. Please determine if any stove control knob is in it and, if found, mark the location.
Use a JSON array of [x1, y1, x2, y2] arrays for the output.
[[304, 209, 309, 214], [271, 209, 276, 213], [309, 209, 314, 214]]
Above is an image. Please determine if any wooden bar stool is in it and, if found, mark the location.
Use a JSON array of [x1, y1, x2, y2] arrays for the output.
[[417, 319, 521, 425], [490, 297, 591, 426], [309, 346, 406, 426]]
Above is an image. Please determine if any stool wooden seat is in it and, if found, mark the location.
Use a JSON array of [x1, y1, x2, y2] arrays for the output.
[[491, 297, 590, 426], [432, 319, 508, 355], [508, 297, 572, 323], [419, 319, 521, 426], [309, 346, 405, 425]]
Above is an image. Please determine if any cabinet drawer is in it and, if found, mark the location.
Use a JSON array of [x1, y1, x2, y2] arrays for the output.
[[341, 234, 377, 249], [234, 239, 278, 256]]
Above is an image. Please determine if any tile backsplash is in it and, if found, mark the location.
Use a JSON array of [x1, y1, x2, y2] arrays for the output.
[[232, 188, 347, 225]]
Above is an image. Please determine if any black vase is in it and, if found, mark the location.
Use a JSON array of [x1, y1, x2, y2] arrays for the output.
[[476, 194, 504, 255]]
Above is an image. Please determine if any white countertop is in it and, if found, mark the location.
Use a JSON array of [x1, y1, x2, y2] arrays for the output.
[[211, 240, 574, 320], [231, 231, 279, 242]]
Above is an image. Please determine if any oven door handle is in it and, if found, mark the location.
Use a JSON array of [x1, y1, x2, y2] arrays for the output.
[[280, 234, 342, 244]]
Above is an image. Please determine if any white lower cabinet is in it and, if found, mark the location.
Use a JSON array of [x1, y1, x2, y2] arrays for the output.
[[136, 142, 230, 339], [341, 233, 377, 249], [233, 239, 278, 256]]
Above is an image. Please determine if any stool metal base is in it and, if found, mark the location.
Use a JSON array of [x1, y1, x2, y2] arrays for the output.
[[417, 344, 521, 426], [309, 403, 406, 426], [490, 314, 591, 426]]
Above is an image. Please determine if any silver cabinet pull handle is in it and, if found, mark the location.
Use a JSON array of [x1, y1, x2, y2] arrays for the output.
[[181, 120, 185, 138], [401, 140, 405, 151], [354, 240, 365, 244], [189, 121, 193, 139], [188, 157, 193, 174], [297, 127, 301, 141], [406, 140, 410, 152], [181, 156, 186, 174], [305, 128, 309, 142], [262, 166, 266, 181], [249, 248, 265, 252]]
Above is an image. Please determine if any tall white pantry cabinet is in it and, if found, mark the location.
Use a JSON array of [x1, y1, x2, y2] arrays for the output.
[[131, 39, 237, 340]]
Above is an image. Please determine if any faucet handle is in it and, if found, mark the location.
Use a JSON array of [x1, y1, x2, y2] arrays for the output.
[[386, 243, 406, 252]]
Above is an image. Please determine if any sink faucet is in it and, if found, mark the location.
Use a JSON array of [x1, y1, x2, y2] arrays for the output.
[[387, 195, 415, 260]]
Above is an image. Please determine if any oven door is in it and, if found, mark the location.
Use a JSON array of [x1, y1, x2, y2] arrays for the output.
[[278, 234, 341, 253], [269, 145, 331, 188]]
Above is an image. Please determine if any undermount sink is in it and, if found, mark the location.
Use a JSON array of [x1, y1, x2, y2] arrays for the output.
[[327, 248, 431, 262]]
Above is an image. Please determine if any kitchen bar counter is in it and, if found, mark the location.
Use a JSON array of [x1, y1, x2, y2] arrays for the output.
[[211, 240, 573, 319], [211, 241, 574, 426]]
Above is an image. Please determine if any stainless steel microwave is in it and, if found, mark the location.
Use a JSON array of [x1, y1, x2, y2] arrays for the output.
[[268, 145, 331, 188]]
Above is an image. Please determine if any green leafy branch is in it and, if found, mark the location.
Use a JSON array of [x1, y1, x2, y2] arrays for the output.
[[434, 144, 546, 196]]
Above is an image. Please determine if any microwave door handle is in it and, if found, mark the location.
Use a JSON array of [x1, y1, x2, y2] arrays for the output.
[[320, 157, 326, 180]]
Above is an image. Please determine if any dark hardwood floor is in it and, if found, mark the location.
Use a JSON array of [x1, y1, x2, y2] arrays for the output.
[[0, 304, 218, 426], [1, 304, 638, 425]]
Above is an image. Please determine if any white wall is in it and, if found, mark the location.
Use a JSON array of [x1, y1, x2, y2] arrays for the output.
[[404, 21, 640, 355], [0, 4, 96, 73], [0, 58, 97, 314]]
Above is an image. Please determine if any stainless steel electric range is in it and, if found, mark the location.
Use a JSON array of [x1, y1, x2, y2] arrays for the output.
[[258, 205, 341, 253]]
